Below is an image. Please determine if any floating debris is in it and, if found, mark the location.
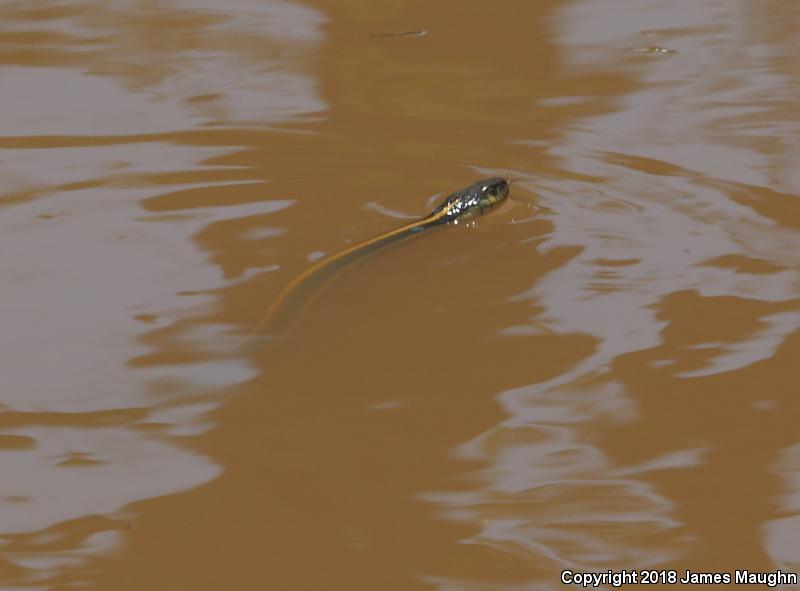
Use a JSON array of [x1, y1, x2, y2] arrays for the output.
[[370, 29, 427, 38]]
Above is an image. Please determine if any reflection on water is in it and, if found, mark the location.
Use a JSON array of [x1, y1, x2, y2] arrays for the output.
[[1, 0, 799, 588], [427, 382, 683, 570], [0, 0, 324, 586], [0, 426, 219, 533], [429, 0, 800, 585]]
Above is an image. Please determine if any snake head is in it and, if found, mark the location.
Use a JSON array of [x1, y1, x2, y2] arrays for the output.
[[430, 177, 510, 224]]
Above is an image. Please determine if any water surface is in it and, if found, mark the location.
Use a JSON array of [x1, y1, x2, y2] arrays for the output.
[[1, 0, 798, 589]]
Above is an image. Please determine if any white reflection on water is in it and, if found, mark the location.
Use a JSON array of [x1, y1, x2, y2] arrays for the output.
[[0, 68, 200, 137], [428, 0, 800, 583], [425, 383, 683, 576], [676, 311, 800, 378], [765, 445, 800, 568], [519, 0, 799, 386], [0, 427, 220, 534], [1, 167, 281, 411], [0, 0, 325, 135], [0, 0, 326, 581]]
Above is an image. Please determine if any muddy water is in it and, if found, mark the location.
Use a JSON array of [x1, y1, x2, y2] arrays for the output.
[[1, 0, 798, 589]]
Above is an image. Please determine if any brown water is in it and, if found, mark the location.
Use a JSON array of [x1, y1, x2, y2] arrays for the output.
[[1, 0, 799, 589]]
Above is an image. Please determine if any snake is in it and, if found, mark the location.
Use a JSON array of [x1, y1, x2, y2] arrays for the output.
[[252, 177, 510, 336]]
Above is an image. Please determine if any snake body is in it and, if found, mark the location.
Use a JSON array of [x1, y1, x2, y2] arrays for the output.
[[252, 177, 510, 335]]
